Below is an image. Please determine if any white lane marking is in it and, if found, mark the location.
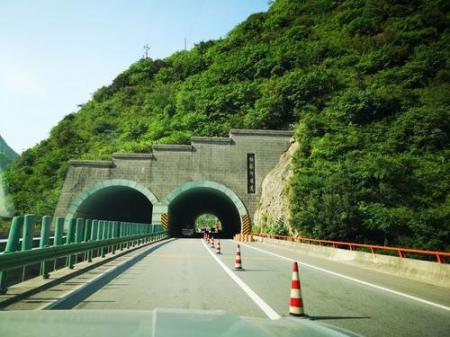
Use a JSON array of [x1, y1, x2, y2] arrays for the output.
[[239, 242, 450, 313], [201, 240, 281, 320]]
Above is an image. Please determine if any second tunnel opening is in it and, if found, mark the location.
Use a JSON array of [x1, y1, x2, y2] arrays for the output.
[[168, 187, 242, 238]]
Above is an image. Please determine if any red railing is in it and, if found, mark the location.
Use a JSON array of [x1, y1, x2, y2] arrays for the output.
[[254, 233, 450, 263]]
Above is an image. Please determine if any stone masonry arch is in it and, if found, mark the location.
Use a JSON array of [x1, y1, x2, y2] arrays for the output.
[[65, 179, 159, 226], [162, 180, 250, 236]]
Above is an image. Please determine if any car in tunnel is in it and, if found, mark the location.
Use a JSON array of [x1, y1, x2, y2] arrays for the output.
[[181, 225, 194, 237]]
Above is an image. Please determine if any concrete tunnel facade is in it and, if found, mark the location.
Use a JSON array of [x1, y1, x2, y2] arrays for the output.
[[54, 129, 293, 237]]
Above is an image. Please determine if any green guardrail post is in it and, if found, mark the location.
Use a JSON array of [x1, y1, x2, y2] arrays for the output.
[[83, 219, 92, 260], [22, 214, 35, 251], [84, 219, 92, 242], [91, 220, 99, 241], [67, 218, 76, 244], [21, 214, 35, 282], [39, 215, 51, 279], [89, 220, 98, 262], [101, 220, 107, 258], [111, 221, 118, 254], [144, 224, 147, 243], [97, 220, 103, 257], [4, 216, 23, 252], [0, 216, 24, 294], [54, 217, 64, 246], [119, 222, 124, 251], [124, 222, 129, 248], [74, 218, 84, 264], [53, 217, 65, 272], [105, 221, 111, 253], [75, 218, 84, 243], [66, 218, 76, 269]]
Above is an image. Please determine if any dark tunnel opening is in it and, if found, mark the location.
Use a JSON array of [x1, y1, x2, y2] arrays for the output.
[[74, 186, 153, 223], [168, 187, 241, 238]]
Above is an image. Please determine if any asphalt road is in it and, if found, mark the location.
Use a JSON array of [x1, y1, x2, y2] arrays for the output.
[[72, 239, 450, 337]]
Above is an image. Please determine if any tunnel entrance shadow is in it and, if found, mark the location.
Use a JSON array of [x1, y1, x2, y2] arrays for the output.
[[168, 187, 242, 239]]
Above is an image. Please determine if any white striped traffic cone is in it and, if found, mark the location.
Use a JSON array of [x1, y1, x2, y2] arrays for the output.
[[289, 261, 305, 316], [234, 244, 242, 270], [216, 239, 221, 254], [210, 237, 215, 248]]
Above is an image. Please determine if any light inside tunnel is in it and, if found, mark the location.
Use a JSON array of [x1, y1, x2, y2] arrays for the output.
[[195, 214, 222, 232], [74, 186, 153, 223], [168, 187, 241, 238]]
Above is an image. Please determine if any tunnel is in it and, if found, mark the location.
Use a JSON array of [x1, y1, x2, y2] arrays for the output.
[[74, 186, 153, 223], [168, 187, 242, 238]]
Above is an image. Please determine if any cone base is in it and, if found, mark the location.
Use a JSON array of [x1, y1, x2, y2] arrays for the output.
[[289, 312, 306, 317]]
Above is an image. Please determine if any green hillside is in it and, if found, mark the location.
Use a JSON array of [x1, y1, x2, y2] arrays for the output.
[[0, 135, 18, 172], [4, 0, 449, 250], [0, 135, 18, 217]]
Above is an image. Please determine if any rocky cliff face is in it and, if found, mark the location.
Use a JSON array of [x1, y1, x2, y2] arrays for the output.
[[253, 139, 298, 235]]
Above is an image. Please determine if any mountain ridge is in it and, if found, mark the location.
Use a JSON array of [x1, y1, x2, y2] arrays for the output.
[[0, 135, 18, 171], [0, 135, 18, 217]]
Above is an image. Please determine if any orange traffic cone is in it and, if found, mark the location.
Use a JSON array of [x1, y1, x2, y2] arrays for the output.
[[234, 244, 242, 270], [216, 240, 221, 254], [289, 262, 305, 316]]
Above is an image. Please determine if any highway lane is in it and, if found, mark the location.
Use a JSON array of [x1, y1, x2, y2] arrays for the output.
[[216, 240, 450, 337], [73, 238, 263, 317], [71, 238, 450, 337]]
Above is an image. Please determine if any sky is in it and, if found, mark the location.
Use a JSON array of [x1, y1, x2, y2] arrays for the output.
[[0, 0, 270, 154]]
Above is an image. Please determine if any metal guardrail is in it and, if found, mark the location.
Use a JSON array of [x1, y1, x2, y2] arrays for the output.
[[0, 214, 166, 294], [254, 233, 450, 263]]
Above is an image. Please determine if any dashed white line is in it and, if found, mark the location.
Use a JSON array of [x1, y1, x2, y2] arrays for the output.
[[239, 242, 450, 313], [201, 239, 281, 320]]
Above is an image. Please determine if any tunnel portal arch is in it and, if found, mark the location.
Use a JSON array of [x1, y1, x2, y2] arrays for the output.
[[164, 181, 249, 238], [65, 179, 159, 226]]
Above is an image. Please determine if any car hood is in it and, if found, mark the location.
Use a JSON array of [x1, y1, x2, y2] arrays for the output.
[[0, 309, 362, 337]]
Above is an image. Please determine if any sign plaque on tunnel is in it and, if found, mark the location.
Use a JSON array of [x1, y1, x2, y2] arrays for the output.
[[247, 153, 255, 194]]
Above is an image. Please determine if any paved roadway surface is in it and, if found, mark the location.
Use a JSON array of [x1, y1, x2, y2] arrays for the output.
[[69, 238, 450, 337]]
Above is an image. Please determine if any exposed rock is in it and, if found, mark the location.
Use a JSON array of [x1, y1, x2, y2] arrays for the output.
[[253, 139, 299, 234]]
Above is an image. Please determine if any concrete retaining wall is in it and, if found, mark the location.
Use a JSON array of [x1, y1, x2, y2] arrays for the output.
[[254, 236, 450, 288]]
